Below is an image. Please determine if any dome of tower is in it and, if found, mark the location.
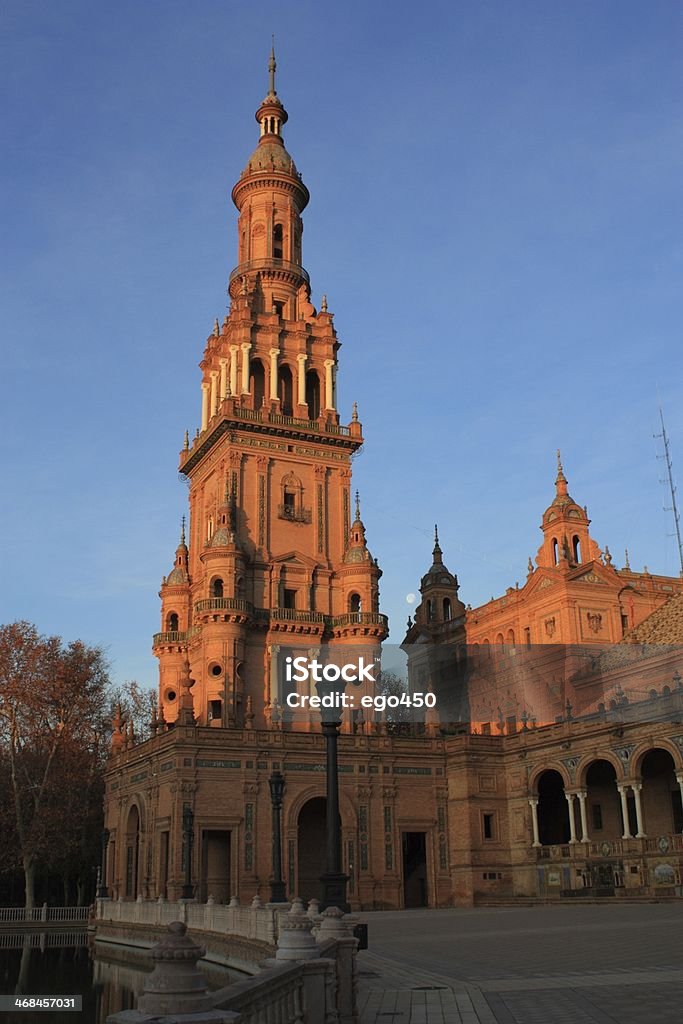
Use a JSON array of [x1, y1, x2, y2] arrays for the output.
[[242, 138, 300, 177]]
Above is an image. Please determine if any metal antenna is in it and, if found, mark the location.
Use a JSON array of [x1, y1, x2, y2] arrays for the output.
[[655, 406, 683, 576]]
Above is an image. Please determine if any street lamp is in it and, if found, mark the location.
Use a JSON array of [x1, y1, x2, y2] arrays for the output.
[[181, 805, 195, 900], [268, 770, 287, 903], [97, 828, 110, 899], [314, 675, 350, 913]]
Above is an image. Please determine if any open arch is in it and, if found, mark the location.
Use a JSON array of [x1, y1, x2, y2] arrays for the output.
[[305, 370, 320, 420], [211, 577, 224, 599], [166, 611, 179, 632], [249, 360, 266, 408], [584, 758, 624, 840], [640, 748, 683, 836], [124, 804, 141, 898], [297, 796, 327, 902], [552, 538, 559, 565], [443, 598, 452, 621], [273, 222, 284, 260], [572, 535, 581, 563], [348, 592, 362, 614], [279, 364, 294, 415], [536, 769, 570, 845]]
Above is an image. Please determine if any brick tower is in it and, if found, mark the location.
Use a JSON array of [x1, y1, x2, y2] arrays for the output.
[[153, 50, 388, 731]]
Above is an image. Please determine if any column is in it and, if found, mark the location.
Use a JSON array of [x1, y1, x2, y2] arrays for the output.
[[269, 348, 279, 401], [324, 359, 335, 410], [528, 797, 541, 847], [297, 353, 307, 406], [676, 772, 683, 832], [617, 784, 633, 839], [209, 370, 219, 417], [566, 792, 577, 843], [241, 342, 251, 394], [200, 383, 209, 432], [229, 346, 239, 396], [219, 358, 228, 399], [631, 782, 646, 838], [576, 790, 590, 842]]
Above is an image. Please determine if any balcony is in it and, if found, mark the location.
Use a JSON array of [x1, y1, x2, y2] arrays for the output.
[[152, 626, 199, 648], [277, 503, 312, 524], [327, 612, 389, 630], [228, 258, 310, 288], [271, 607, 325, 623], [195, 597, 254, 615]]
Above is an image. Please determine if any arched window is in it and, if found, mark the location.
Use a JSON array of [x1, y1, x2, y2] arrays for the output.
[[273, 223, 284, 260], [349, 593, 362, 614], [279, 364, 294, 415], [305, 369, 320, 420], [249, 359, 266, 408], [166, 612, 179, 632], [552, 538, 559, 565], [572, 535, 581, 563], [236, 576, 245, 599], [211, 578, 224, 599], [426, 599, 433, 621], [495, 633, 504, 645], [443, 598, 452, 621], [506, 628, 515, 644]]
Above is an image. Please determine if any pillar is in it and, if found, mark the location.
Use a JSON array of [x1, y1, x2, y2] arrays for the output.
[[631, 782, 646, 838], [269, 348, 279, 401], [230, 345, 239, 396], [617, 784, 632, 839], [219, 357, 228, 399], [324, 359, 335, 410], [297, 352, 307, 406], [200, 383, 209, 432], [565, 792, 577, 843], [528, 797, 541, 847], [676, 772, 683, 832], [241, 342, 251, 394], [576, 790, 590, 842], [209, 370, 219, 417]]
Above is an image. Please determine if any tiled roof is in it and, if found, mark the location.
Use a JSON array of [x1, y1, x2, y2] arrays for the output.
[[622, 592, 683, 645]]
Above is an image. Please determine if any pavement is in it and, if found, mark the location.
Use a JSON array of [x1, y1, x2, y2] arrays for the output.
[[356, 904, 683, 1023]]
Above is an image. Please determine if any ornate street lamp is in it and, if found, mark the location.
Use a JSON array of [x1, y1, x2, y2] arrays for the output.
[[314, 675, 350, 913], [97, 828, 110, 899], [268, 770, 287, 903], [181, 805, 195, 900]]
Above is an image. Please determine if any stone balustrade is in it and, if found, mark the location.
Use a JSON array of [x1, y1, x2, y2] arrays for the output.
[[97, 895, 282, 947]]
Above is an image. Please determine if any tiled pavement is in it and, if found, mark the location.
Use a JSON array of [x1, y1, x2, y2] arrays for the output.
[[356, 905, 683, 1023]]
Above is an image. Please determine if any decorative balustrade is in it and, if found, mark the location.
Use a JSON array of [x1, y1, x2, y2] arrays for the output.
[[152, 630, 190, 645], [271, 607, 325, 624], [327, 612, 389, 629], [277, 503, 312, 524], [195, 598, 255, 615], [216, 962, 306, 1024], [96, 897, 282, 947], [228, 258, 310, 287], [0, 906, 90, 924]]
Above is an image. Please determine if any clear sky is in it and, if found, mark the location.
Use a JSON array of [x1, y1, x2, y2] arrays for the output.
[[2, 1, 682, 687]]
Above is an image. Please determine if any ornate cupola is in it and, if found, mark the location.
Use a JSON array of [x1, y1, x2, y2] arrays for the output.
[[165, 518, 190, 585], [536, 451, 602, 569], [413, 527, 465, 628]]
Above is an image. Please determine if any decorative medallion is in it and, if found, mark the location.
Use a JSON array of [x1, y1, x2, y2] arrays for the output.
[[545, 617, 556, 638], [587, 612, 602, 634]]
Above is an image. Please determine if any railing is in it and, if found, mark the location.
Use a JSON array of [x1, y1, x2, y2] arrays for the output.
[[277, 503, 312, 524], [152, 630, 189, 645], [271, 607, 326, 624], [195, 597, 254, 615], [328, 612, 389, 629], [232, 405, 351, 438], [0, 931, 88, 950], [228, 259, 310, 287], [0, 906, 90, 924], [216, 962, 305, 1024], [96, 897, 281, 947]]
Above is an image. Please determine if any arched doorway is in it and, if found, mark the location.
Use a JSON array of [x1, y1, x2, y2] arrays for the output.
[[585, 759, 623, 840], [305, 370, 320, 420], [249, 360, 266, 408], [640, 748, 682, 835], [297, 797, 327, 902], [279, 364, 294, 416], [537, 770, 570, 845], [124, 805, 140, 898]]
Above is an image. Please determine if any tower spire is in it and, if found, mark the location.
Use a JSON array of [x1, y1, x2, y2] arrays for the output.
[[180, 515, 186, 546], [432, 524, 443, 564], [268, 38, 277, 96], [555, 448, 568, 498]]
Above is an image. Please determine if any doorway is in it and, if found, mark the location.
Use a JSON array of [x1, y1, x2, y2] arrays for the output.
[[402, 832, 428, 908], [297, 797, 327, 903], [200, 830, 231, 903]]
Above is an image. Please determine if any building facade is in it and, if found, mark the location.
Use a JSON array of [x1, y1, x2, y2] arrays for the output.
[[103, 57, 683, 910]]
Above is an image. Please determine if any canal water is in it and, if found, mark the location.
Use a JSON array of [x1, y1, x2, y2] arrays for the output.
[[0, 931, 243, 1024]]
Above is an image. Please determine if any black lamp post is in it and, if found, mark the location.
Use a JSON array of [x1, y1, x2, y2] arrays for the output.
[[181, 805, 195, 900], [268, 770, 287, 903], [315, 677, 350, 913], [97, 828, 110, 899]]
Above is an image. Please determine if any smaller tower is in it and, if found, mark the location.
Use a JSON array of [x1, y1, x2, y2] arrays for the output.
[[536, 452, 602, 569], [154, 519, 193, 724], [412, 527, 465, 632]]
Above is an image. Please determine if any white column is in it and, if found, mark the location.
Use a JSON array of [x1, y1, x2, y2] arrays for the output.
[[269, 348, 279, 401], [241, 342, 251, 394], [566, 792, 577, 843], [201, 383, 210, 432], [229, 346, 239, 396], [676, 773, 683, 832], [297, 353, 307, 406], [617, 784, 633, 839], [576, 790, 590, 843], [209, 370, 219, 417], [324, 359, 335, 410], [632, 782, 646, 838], [219, 358, 228, 399], [528, 797, 541, 847]]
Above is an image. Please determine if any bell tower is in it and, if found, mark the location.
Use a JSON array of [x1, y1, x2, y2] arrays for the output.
[[153, 51, 388, 728], [536, 451, 602, 570]]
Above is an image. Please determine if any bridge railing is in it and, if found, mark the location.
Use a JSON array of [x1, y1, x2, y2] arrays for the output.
[[96, 895, 282, 946], [0, 906, 89, 925]]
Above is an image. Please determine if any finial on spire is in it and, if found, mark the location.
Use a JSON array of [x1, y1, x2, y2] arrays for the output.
[[321, 293, 328, 312], [604, 545, 612, 566], [180, 516, 186, 546], [624, 547, 631, 570], [214, 318, 220, 336], [183, 429, 189, 451], [432, 524, 443, 563], [268, 37, 277, 95], [351, 401, 358, 423], [355, 490, 361, 520], [527, 556, 534, 574], [555, 448, 568, 497]]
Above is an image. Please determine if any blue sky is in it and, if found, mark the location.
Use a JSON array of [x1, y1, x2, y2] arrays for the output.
[[2, 1, 682, 686]]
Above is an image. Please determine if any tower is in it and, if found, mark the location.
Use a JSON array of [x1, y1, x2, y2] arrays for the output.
[[153, 52, 388, 729], [535, 450, 602, 570]]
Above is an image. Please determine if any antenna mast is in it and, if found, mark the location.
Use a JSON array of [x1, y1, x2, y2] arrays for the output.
[[655, 407, 683, 576]]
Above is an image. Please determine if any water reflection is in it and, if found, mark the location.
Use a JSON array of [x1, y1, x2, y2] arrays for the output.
[[0, 931, 241, 1024]]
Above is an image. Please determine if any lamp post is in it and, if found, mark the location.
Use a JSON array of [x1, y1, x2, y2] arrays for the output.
[[268, 770, 287, 903], [315, 676, 350, 913], [97, 828, 110, 898], [181, 805, 195, 900]]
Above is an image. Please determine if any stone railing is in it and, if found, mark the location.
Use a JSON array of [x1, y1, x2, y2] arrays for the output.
[[97, 895, 281, 947], [104, 900, 360, 1024], [0, 905, 89, 925]]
